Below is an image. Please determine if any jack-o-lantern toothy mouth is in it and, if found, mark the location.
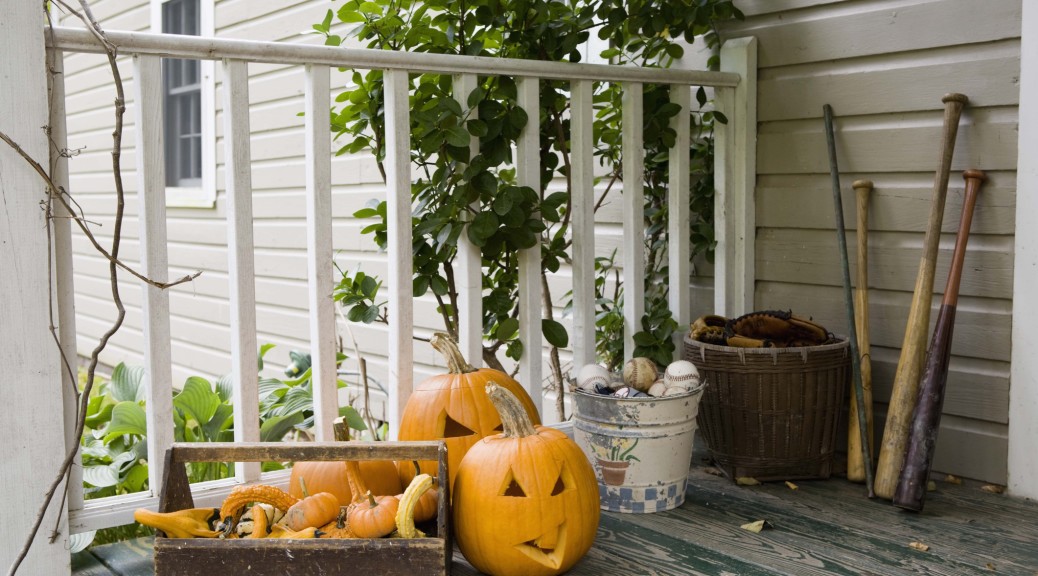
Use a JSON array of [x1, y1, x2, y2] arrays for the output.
[[515, 524, 566, 569]]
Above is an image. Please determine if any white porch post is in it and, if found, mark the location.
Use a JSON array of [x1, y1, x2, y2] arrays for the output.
[[713, 37, 758, 317], [1009, 1, 1038, 500], [0, 2, 72, 574]]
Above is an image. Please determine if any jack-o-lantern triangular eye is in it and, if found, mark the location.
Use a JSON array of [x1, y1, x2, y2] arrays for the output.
[[501, 470, 527, 497], [443, 413, 477, 438], [492, 423, 504, 433], [551, 471, 566, 496]]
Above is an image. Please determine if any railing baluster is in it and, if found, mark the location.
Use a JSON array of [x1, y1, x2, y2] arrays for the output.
[[49, 48, 84, 513], [134, 55, 175, 494], [516, 77, 542, 415], [621, 82, 645, 362], [454, 73, 482, 368], [385, 69, 414, 440], [714, 38, 758, 317], [570, 79, 596, 371], [305, 64, 338, 441], [668, 84, 692, 359], [223, 59, 260, 481]]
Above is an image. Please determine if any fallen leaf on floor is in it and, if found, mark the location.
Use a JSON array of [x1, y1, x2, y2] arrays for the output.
[[740, 520, 772, 533], [985, 562, 995, 570], [785, 481, 799, 490], [736, 477, 760, 486], [703, 467, 725, 477], [927, 480, 937, 492], [909, 542, 930, 552], [944, 474, 962, 485], [981, 484, 1005, 494]]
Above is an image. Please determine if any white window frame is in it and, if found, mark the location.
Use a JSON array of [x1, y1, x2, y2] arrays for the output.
[[151, 0, 216, 208]]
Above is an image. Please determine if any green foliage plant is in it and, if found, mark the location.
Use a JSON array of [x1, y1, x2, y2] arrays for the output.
[[316, 0, 743, 417]]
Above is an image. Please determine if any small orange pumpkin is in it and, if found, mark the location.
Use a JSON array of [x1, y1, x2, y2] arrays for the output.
[[453, 383, 600, 576], [347, 491, 399, 538], [288, 419, 402, 506], [398, 333, 541, 489], [284, 479, 341, 531]]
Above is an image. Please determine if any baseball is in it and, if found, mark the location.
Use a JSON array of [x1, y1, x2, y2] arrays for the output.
[[623, 357, 658, 392], [664, 360, 701, 391], [576, 363, 612, 392], [647, 380, 667, 397], [663, 385, 690, 397]]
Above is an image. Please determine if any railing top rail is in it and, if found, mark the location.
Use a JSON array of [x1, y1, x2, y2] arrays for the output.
[[46, 26, 742, 87]]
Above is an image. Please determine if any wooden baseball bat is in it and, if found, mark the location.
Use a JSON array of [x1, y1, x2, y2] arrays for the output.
[[847, 179, 874, 483], [874, 93, 968, 499], [893, 169, 985, 512], [823, 104, 874, 497]]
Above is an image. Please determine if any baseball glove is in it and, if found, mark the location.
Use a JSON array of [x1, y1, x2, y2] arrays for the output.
[[724, 309, 834, 348], [690, 315, 728, 346]]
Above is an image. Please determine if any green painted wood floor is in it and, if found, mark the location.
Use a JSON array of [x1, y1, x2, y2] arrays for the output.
[[73, 460, 1038, 575]]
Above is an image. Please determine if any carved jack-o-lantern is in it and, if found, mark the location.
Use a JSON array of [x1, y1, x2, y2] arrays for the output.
[[398, 333, 540, 489], [453, 384, 599, 576]]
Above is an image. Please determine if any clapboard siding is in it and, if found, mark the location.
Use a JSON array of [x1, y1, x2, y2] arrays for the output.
[[728, 0, 1021, 69], [730, 0, 1019, 482]]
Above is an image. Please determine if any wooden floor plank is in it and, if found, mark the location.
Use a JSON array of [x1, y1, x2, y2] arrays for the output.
[[73, 457, 1038, 576], [89, 537, 155, 576], [71, 551, 115, 576]]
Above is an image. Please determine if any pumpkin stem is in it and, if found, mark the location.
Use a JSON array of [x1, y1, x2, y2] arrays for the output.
[[336, 507, 347, 529], [430, 332, 476, 374], [298, 476, 312, 498], [486, 383, 537, 438], [365, 490, 378, 508]]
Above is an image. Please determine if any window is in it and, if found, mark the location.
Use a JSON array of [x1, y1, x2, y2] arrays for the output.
[[162, 0, 201, 188], [153, 0, 215, 207]]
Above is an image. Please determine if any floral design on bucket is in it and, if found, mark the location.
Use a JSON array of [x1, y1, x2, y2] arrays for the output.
[[591, 437, 640, 486]]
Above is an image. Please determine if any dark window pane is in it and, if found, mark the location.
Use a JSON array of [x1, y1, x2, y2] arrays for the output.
[[161, 0, 202, 188]]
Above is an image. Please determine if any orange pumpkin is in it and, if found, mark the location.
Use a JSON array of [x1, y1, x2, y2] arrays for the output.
[[398, 333, 541, 489], [347, 491, 399, 538], [453, 383, 599, 576], [288, 460, 402, 507]]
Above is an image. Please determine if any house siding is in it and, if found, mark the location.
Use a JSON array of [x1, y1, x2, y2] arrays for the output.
[[726, 0, 1021, 482]]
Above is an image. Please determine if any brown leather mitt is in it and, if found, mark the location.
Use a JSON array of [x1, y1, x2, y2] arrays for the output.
[[690, 315, 728, 346], [724, 310, 833, 348]]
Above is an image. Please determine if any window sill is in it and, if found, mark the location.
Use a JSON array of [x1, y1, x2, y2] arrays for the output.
[[167, 186, 215, 209]]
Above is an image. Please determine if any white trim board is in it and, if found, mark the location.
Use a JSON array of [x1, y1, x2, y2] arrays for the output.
[[1009, 1, 1038, 501]]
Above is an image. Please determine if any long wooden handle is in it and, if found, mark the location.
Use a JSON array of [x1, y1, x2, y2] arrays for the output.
[[874, 93, 968, 499], [847, 179, 874, 483], [893, 169, 985, 511]]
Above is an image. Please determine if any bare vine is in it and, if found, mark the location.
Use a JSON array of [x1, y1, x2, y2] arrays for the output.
[[4, 3, 199, 574]]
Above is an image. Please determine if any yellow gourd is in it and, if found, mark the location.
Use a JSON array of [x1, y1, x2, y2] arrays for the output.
[[133, 507, 221, 539], [394, 473, 433, 539]]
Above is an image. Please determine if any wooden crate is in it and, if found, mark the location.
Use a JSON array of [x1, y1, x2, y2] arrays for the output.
[[153, 441, 451, 576]]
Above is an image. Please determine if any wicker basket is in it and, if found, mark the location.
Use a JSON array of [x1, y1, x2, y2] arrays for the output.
[[683, 335, 850, 481]]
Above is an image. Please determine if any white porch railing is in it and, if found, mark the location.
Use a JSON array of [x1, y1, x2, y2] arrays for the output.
[[44, 26, 755, 536]]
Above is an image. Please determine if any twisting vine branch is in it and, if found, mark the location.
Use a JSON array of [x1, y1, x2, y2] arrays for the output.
[[5, 2, 200, 574]]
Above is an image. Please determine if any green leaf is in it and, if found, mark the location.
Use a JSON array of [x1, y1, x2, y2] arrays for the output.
[[633, 331, 657, 346], [714, 111, 729, 124], [215, 374, 234, 403], [201, 403, 234, 442], [260, 412, 305, 442], [85, 398, 115, 429], [110, 363, 145, 403], [258, 343, 276, 370], [103, 402, 148, 443], [414, 275, 431, 297], [358, 1, 381, 14], [122, 462, 150, 493], [542, 319, 569, 348], [173, 377, 220, 427], [496, 318, 519, 340], [467, 118, 488, 137], [467, 211, 499, 246], [362, 304, 380, 323], [82, 464, 120, 488], [339, 405, 368, 431], [446, 125, 470, 147]]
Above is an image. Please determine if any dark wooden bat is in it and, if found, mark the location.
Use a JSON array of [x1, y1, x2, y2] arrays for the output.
[[893, 169, 985, 512], [874, 93, 968, 499]]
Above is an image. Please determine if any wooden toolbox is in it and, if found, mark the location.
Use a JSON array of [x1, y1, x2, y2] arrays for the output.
[[153, 441, 451, 576]]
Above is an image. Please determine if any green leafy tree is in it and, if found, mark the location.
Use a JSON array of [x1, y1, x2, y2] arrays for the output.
[[319, 0, 742, 417]]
